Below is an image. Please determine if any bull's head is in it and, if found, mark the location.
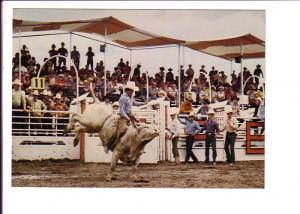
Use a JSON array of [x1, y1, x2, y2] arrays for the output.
[[135, 123, 159, 145]]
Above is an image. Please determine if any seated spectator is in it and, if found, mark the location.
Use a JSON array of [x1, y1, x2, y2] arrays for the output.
[[167, 83, 178, 102], [179, 96, 193, 114], [225, 85, 235, 104], [197, 99, 210, 115], [253, 97, 263, 118], [199, 85, 209, 103], [12, 52, 20, 68], [231, 96, 240, 117], [217, 86, 226, 102], [149, 81, 159, 100]]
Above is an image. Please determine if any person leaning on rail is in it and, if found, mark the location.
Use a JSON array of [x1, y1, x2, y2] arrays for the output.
[[12, 79, 27, 133], [166, 109, 180, 165]]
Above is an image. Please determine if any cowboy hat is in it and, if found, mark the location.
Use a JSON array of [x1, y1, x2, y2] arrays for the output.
[[168, 68, 173, 71], [169, 108, 179, 116], [256, 64, 261, 67], [42, 89, 48, 96], [207, 109, 215, 115], [32, 90, 39, 96], [47, 91, 52, 96], [189, 111, 196, 117], [12, 79, 22, 86], [112, 101, 120, 107], [124, 81, 139, 92], [158, 90, 167, 97], [159, 67, 165, 71], [55, 93, 62, 100], [26, 86, 33, 91], [225, 106, 233, 114]]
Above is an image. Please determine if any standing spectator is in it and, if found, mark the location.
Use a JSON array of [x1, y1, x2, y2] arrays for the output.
[[253, 64, 264, 86], [209, 66, 218, 86], [166, 68, 174, 83], [71, 45, 80, 70], [201, 109, 220, 165], [51, 93, 68, 131], [86, 47, 95, 70], [132, 64, 141, 79], [186, 64, 194, 80], [48, 44, 58, 70], [117, 58, 125, 71], [178, 112, 201, 163], [25, 86, 33, 109], [199, 65, 207, 74], [123, 61, 131, 80], [57, 42, 68, 68], [20, 45, 30, 67], [12, 79, 27, 132], [199, 65, 207, 82], [12, 53, 20, 68], [167, 109, 180, 164], [29, 90, 47, 134], [158, 67, 165, 80], [221, 108, 238, 165]]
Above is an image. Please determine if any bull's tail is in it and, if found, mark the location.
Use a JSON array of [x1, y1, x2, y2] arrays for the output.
[[89, 82, 101, 104]]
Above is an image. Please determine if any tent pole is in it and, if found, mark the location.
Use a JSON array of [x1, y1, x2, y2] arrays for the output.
[[129, 49, 132, 81], [178, 45, 181, 106], [69, 33, 72, 69], [104, 22, 107, 96], [240, 43, 244, 95], [18, 27, 21, 81]]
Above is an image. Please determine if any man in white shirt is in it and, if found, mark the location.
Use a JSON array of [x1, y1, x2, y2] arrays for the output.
[[167, 109, 180, 164], [29, 90, 47, 133], [12, 79, 27, 132], [222, 107, 239, 165]]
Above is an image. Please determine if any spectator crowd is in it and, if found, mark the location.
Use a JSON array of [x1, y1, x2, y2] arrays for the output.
[[12, 43, 265, 121]]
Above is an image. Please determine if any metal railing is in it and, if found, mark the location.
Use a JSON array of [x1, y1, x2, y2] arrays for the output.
[[12, 109, 75, 137]]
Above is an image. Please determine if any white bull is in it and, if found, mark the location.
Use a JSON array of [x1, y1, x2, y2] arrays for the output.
[[65, 102, 159, 181]]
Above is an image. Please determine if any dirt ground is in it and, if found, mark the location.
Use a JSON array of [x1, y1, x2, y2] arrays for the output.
[[12, 160, 264, 188]]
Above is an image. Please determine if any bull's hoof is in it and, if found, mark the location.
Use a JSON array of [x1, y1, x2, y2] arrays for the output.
[[73, 138, 79, 147], [105, 174, 113, 181], [131, 175, 149, 183]]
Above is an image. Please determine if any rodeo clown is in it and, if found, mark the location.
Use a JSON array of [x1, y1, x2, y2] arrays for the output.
[[116, 81, 147, 146]]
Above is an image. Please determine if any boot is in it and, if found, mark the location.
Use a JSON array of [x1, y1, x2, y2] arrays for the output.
[[175, 156, 180, 165]]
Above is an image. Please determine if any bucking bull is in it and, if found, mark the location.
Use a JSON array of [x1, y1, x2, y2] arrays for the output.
[[64, 99, 159, 181]]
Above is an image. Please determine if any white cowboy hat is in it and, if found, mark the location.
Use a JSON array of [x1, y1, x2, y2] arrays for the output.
[[112, 101, 120, 107], [189, 111, 196, 117], [169, 108, 179, 116], [26, 86, 33, 91], [225, 107, 233, 114], [158, 90, 167, 97], [32, 90, 39, 96], [12, 79, 22, 86], [123, 81, 139, 92], [42, 89, 48, 96], [55, 93, 62, 100], [207, 109, 215, 115], [47, 91, 52, 96]]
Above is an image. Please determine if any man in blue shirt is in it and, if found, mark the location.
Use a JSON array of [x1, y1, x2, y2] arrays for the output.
[[118, 82, 145, 135], [178, 111, 201, 163], [201, 109, 220, 165]]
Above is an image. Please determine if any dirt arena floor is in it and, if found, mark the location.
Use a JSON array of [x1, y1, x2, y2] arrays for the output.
[[12, 160, 264, 188]]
